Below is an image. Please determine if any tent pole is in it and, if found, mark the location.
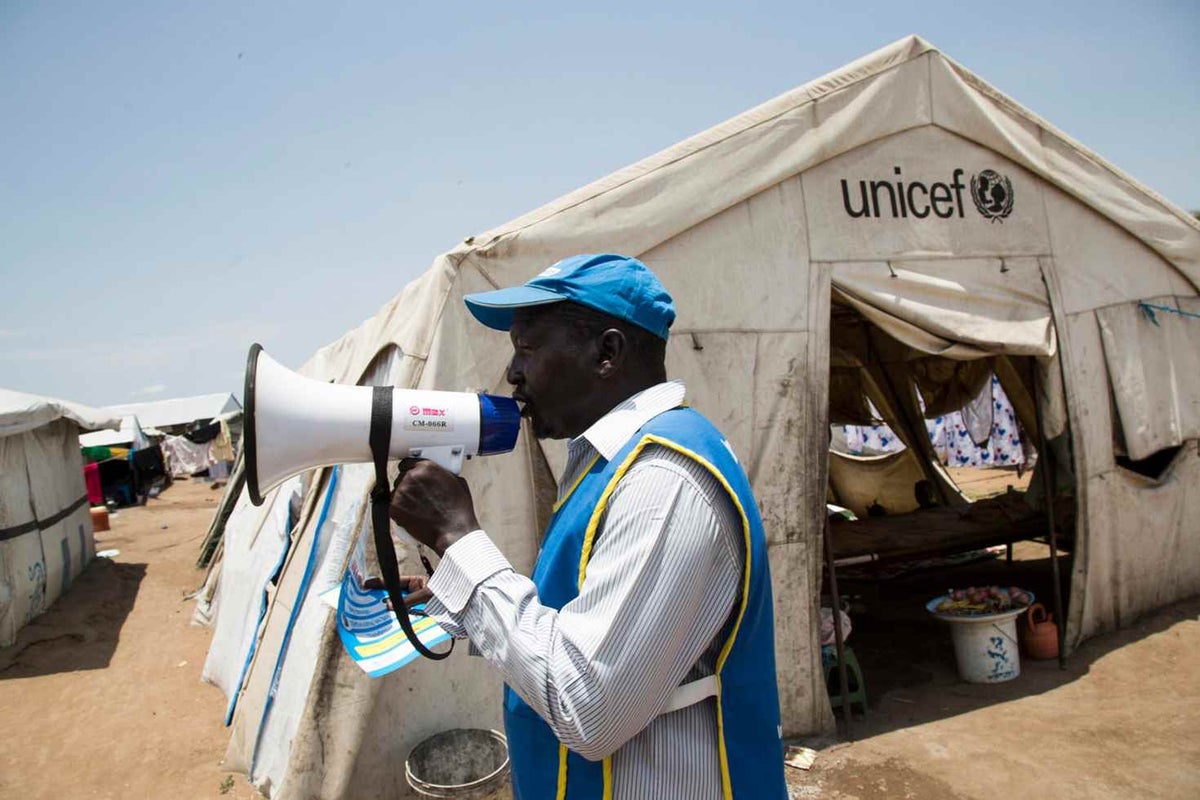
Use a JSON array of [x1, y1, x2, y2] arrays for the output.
[[1033, 367, 1068, 670], [823, 514, 853, 735]]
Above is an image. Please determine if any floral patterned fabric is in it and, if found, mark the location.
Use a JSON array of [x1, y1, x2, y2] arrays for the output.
[[834, 377, 1028, 467]]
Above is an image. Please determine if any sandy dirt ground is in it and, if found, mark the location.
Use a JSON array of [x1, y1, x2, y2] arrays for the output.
[[0, 479, 258, 800], [944, 465, 1032, 500], [0, 474, 1197, 799], [792, 539, 1200, 798]]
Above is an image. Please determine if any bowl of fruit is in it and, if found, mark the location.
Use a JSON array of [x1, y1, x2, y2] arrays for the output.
[[926, 586, 1035, 622], [926, 586, 1035, 683]]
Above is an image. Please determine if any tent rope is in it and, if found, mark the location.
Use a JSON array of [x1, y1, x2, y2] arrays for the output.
[[1138, 302, 1200, 326]]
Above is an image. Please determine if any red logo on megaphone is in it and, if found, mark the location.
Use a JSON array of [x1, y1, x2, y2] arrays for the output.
[[410, 406, 421, 415]]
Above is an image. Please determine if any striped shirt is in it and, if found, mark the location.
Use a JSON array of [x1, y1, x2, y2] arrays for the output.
[[424, 381, 742, 800]]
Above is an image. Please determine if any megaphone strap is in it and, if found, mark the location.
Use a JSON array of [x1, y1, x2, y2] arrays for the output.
[[369, 385, 453, 661]]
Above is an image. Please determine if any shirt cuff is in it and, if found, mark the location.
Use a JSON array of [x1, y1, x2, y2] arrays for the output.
[[427, 530, 513, 613]]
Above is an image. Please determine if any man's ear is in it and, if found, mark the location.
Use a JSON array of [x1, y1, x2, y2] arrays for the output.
[[595, 328, 627, 379]]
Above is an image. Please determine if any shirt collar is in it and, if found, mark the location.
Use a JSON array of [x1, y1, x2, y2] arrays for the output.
[[571, 380, 686, 462]]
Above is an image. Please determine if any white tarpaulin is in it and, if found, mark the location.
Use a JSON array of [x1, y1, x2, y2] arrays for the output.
[[201, 477, 300, 711], [197, 36, 1200, 798], [1, 389, 116, 646], [161, 435, 213, 476]]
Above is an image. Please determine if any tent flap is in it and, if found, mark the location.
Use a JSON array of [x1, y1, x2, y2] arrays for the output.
[[832, 257, 1056, 359], [1096, 296, 1200, 461]]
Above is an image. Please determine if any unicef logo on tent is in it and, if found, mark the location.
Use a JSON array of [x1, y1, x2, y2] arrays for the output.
[[970, 169, 1014, 222], [838, 167, 1017, 223]]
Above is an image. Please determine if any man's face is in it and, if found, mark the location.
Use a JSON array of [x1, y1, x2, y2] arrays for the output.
[[506, 308, 597, 440]]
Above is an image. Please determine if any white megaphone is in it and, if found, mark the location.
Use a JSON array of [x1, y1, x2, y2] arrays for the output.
[[243, 344, 521, 506]]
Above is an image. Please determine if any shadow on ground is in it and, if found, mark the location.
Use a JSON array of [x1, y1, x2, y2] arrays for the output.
[[817, 546, 1199, 740], [0, 557, 144, 678]]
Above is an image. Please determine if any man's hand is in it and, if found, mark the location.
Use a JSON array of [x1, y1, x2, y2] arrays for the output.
[[363, 575, 432, 609], [388, 458, 480, 556]]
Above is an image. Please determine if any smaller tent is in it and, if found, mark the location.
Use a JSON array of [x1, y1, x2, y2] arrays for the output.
[[0, 389, 118, 647], [104, 393, 241, 434], [104, 394, 242, 479], [79, 414, 153, 450]]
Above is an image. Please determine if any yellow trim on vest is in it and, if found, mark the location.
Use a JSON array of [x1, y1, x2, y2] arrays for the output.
[[715, 682, 734, 800], [602, 757, 613, 800], [556, 743, 568, 800], [574, 431, 753, 800], [552, 451, 602, 799], [553, 454, 602, 513], [575, 443, 642, 588]]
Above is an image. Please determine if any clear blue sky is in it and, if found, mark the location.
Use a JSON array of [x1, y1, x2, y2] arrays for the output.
[[2, 1, 1196, 407]]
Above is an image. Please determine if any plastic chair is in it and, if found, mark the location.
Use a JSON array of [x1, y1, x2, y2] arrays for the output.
[[823, 644, 868, 716]]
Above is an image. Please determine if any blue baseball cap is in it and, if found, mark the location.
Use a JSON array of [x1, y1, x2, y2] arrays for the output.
[[463, 253, 676, 340]]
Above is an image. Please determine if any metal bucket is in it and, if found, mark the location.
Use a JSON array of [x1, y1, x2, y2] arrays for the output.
[[405, 728, 510, 799]]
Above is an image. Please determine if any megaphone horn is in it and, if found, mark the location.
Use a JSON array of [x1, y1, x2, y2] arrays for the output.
[[243, 343, 521, 506]]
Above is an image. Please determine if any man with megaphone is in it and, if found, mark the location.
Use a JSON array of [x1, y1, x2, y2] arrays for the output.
[[388, 254, 787, 800]]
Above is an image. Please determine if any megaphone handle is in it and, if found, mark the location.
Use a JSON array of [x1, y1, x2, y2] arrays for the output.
[[369, 386, 452, 661]]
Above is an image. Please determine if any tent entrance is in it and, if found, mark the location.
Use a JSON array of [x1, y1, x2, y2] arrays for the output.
[[820, 294, 1076, 731]]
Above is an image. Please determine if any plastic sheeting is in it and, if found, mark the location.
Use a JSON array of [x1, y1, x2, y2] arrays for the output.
[[232, 465, 371, 787], [161, 435, 212, 477], [201, 477, 300, 706]]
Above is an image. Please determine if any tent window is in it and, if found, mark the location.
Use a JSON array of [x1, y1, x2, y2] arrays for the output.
[[1115, 444, 1184, 482]]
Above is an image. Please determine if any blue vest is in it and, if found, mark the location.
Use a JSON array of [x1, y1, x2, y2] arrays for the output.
[[503, 407, 787, 800]]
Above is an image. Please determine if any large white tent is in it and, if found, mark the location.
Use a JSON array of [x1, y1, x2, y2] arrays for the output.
[[200, 36, 1200, 798], [1, 389, 119, 647]]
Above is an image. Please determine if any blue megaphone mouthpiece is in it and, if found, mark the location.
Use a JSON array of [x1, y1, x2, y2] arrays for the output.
[[477, 394, 521, 456]]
